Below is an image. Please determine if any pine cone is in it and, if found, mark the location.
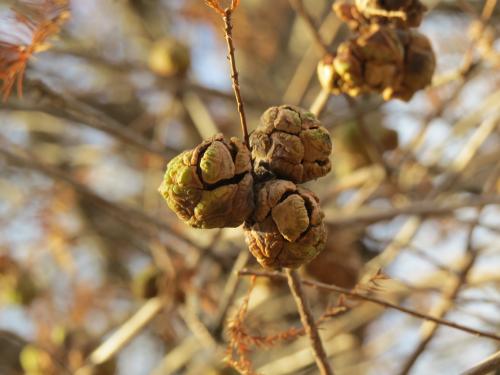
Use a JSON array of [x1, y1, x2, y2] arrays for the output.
[[250, 105, 332, 183], [244, 180, 327, 269], [390, 30, 436, 101], [148, 38, 190, 78], [159, 134, 254, 229], [334, 24, 405, 99]]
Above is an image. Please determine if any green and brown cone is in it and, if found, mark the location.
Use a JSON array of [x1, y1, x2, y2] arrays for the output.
[[333, 24, 405, 99], [244, 180, 327, 269], [148, 38, 190, 78], [250, 105, 332, 184], [159, 134, 254, 229]]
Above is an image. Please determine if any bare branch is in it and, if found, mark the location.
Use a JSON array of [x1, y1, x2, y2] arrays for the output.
[[239, 269, 500, 342], [461, 350, 500, 375], [285, 269, 334, 375]]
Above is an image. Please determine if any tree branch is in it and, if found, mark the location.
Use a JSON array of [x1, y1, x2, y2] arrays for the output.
[[285, 269, 334, 375], [239, 269, 500, 342], [461, 350, 500, 375]]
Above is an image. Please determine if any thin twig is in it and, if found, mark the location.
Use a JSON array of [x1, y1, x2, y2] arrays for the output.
[[397, 234, 480, 375], [222, 8, 249, 146], [212, 250, 249, 340], [8, 80, 177, 158], [397, 166, 500, 375], [310, 87, 331, 117], [205, 1, 249, 145], [285, 269, 335, 375], [0, 142, 207, 258], [461, 349, 500, 375], [288, 0, 330, 56], [326, 194, 500, 226], [239, 269, 500, 341], [282, 11, 340, 105], [74, 297, 164, 374]]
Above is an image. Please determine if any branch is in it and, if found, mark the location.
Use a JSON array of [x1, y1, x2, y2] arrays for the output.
[[326, 194, 500, 226], [205, 1, 249, 146], [75, 297, 164, 375], [239, 269, 500, 342], [222, 8, 249, 146], [285, 269, 334, 375], [0, 143, 206, 257], [288, 0, 330, 56], [397, 166, 500, 375], [3, 80, 176, 159], [211, 250, 249, 340], [461, 350, 500, 375]]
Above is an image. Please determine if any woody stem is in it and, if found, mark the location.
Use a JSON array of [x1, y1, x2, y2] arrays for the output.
[[223, 8, 250, 147]]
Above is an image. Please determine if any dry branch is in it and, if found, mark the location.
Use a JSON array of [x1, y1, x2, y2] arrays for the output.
[[285, 269, 334, 375], [239, 269, 500, 342]]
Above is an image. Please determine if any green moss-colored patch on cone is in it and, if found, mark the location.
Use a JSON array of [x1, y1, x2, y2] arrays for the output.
[[159, 134, 254, 229]]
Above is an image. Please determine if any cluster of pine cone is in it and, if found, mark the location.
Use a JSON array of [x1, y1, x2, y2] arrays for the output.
[[318, 0, 436, 101], [159, 105, 333, 269]]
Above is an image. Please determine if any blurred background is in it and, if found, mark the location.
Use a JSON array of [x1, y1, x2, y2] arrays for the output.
[[0, 0, 499, 374]]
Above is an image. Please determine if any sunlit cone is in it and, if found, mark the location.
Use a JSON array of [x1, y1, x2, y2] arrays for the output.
[[250, 105, 332, 183], [333, 24, 405, 99], [159, 134, 254, 229], [148, 38, 190, 78], [244, 180, 327, 269]]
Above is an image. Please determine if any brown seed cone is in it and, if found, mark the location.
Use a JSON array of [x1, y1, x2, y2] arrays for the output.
[[159, 134, 254, 229], [148, 38, 190, 78], [390, 30, 436, 101], [244, 180, 327, 269], [333, 24, 405, 99], [250, 105, 332, 183]]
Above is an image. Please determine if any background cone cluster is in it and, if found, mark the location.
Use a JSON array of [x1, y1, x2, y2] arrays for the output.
[[318, 0, 436, 101]]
